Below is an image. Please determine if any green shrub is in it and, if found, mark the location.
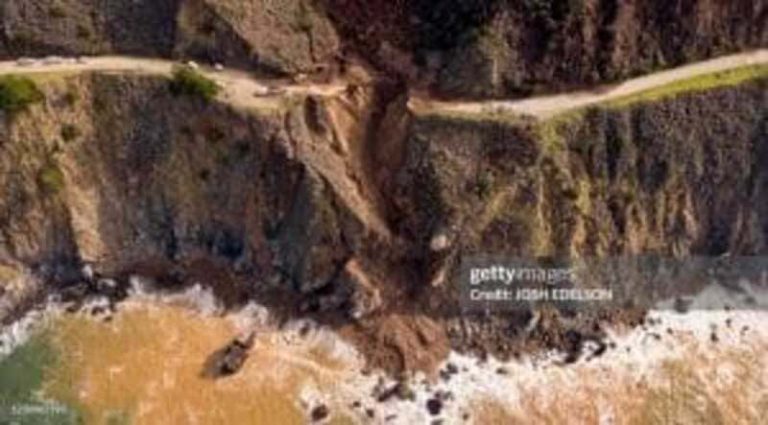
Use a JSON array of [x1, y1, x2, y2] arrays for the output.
[[49, 4, 67, 18], [294, 1, 313, 32], [63, 90, 78, 106], [169, 67, 220, 102], [607, 64, 768, 108], [38, 163, 65, 194], [76, 24, 92, 40], [61, 124, 81, 142], [471, 169, 496, 200], [0, 76, 44, 113]]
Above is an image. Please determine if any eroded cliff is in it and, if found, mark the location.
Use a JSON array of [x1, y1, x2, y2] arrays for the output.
[[0, 73, 393, 319], [1, 1, 765, 95], [0, 0, 341, 76], [0, 68, 765, 373], [323, 0, 768, 97]]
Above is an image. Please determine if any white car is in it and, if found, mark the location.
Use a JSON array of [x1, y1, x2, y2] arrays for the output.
[[213, 63, 225, 72], [253, 85, 271, 97], [186, 61, 200, 70], [267, 86, 286, 95], [16, 58, 36, 67], [293, 73, 308, 83], [43, 56, 64, 65]]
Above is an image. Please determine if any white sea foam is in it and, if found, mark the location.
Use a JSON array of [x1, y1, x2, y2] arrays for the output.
[[0, 300, 66, 358], [126, 279, 223, 315], [3, 280, 765, 425], [320, 309, 768, 424]]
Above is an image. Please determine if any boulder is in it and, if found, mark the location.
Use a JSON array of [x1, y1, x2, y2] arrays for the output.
[[338, 259, 383, 320], [208, 332, 255, 377]]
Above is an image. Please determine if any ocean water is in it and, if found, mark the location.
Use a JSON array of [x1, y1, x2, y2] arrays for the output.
[[0, 287, 765, 424]]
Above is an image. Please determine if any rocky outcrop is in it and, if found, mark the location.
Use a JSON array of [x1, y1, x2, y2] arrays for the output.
[[175, 0, 340, 75], [393, 79, 767, 316], [433, 0, 768, 98], [0, 0, 341, 76], [0, 65, 765, 372], [0, 0, 179, 57], [0, 73, 383, 301], [2, 1, 764, 97], [323, 0, 768, 98]]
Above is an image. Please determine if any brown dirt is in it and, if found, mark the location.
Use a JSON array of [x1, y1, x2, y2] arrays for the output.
[[339, 313, 450, 379]]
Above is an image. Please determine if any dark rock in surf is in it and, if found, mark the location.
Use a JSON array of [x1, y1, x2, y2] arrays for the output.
[[311, 404, 330, 422], [202, 332, 256, 378]]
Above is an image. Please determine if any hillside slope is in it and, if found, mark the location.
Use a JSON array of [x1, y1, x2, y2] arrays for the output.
[[0, 0, 341, 76], [1, 0, 765, 95], [0, 69, 765, 371]]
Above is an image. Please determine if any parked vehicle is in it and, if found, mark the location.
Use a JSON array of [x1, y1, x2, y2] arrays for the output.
[[267, 86, 287, 95], [16, 58, 36, 67], [43, 56, 64, 65], [293, 73, 308, 83], [253, 85, 271, 97]]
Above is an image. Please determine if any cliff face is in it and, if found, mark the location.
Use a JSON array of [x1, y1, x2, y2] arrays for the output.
[[0, 74, 387, 301], [323, 0, 768, 97], [0, 73, 765, 294], [174, 0, 340, 75], [0, 0, 179, 57], [0, 0, 341, 76], [402, 80, 766, 258], [379, 79, 767, 361], [433, 0, 767, 97], [0, 69, 765, 370], [1, 1, 765, 96]]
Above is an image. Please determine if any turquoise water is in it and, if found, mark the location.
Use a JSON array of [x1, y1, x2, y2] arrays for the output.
[[0, 331, 80, 424]]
